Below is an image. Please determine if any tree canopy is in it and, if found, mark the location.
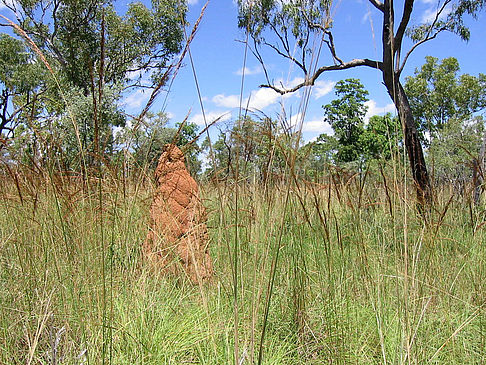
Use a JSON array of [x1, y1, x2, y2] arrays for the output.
[[238, 0, 485, 206], [322, 79, 369, 163], [405, 56, 486, 142], [0, 0, 188, 169]]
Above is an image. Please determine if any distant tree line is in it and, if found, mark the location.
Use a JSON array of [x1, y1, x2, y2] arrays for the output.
[[1, 0, 189, 172], [202, 60, 485, 205], [1, 1, 485, 204]]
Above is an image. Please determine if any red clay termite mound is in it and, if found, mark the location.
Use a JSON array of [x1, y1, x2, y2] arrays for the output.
[[144, 144, 213, 282]]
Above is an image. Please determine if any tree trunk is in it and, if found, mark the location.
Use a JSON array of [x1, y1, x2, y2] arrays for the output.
[[380, 0, 431, 208], [384, 78, 432, 207], [474, 128, 486, 206]]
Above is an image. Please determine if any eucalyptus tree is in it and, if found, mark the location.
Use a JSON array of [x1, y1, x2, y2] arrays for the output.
[[405, 56, 486, 142], [0, 0, 188, 167], [322, 78, 369, 163], [405, 56, 486, 201], [118, 112, 201, 175], [238, 0, 485, 206], [0, 34, 48, 141]]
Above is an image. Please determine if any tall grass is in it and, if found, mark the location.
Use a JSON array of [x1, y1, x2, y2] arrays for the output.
[[0, 165, 485, 364]]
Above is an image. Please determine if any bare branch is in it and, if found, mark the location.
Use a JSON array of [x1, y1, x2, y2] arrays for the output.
[[299, 7, 329, 32], [323, 31, 344, 65], [399, 1, 453, 73], [262, 40, 307, 73], [250, 38, 272, 85], [369, 0, 385, 12], [262, 58, 383, 95], [394, 0, 414, 51], [399, 27, 447, 74], [264, 16, 308, 74], [299, 8, 343, 65]]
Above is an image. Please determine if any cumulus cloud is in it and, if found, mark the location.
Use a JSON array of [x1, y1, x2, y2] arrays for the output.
[[302, 120, 333, 134], [364, 100, 396, 122], [262, 77, 334, 100], [235, 65, 263, 76], [187, 0, 198, 5], [247, 87, 282, 110], [289, 113, 334, 134], [313, 80, 336, 99], [212, 94, 241, 108], [211, 77, 307, 112], [188, 110, 232, 126], [211, 88, 283, 111], [124, 89, 150, 109], [421, 3, 452, 23]]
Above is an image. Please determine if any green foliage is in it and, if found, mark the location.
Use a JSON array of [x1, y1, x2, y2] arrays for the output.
[[405, 56, 486, 186], [322, 79, 368, 163], [238, 0, 331, 40], [204, 116, 285, 181], [303, 81, 401, 175], [302, 133, 338, 175], [0, 34, 49, 137], [361, 113, 402, 160], [15, 0, 187, 92], [1, 0, 188, 171], [117, 112, 202, 175], [407, 0, 486, 42], [429, 116, 484, 188], [404, 56, 486, 141], [238, 0, 332, 74]]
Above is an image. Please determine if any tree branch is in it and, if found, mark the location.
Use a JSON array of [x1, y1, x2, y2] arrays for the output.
[[399, 26, 447, 74], [299, 8, 343, 65], [262, 40, 307, 73], [262, 58, 383, 95], [394, 0, 414, 51], [399, 1, 453, 74], [369, 0, 385, 12]]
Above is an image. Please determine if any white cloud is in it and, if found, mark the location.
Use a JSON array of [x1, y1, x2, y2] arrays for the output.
[[188, 110, 232, 126], [313, 80, 336, 99], [212, 94, 241, 108], [285, 76, 305, 88], [288, 112, 304, 128], [211, 77, 310, 112], [0, 0, 16, 10], [302, 120, 333, 134], [124, 89, 150, 109], [269, 77, 334, 100], [364, 100, 396, 123], [187, 0, 198, 5], [211, 87, 284, 111], [247, 87, 282, 110], [235, 65, 263, 76], [288, 113, 334, 135], [422, 3, 453, 23]]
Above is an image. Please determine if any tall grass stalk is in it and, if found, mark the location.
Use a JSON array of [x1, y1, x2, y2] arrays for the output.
[[1, 170, 486, 363], [2, 5, 486, 364]]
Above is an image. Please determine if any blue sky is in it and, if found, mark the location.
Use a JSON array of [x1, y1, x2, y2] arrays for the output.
[[128, 0, 485, 143], [2, 0, 485, 143]]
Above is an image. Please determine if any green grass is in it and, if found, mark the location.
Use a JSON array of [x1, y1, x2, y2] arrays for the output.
[[0, 172, 485, 364]]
